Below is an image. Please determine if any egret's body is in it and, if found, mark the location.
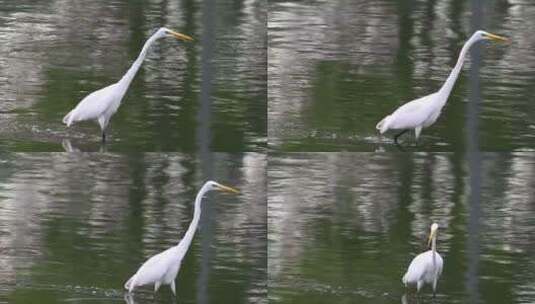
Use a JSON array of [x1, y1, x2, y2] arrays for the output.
[[376, 30, 508, 144], [402, 223, 443, 296], [63, 27, 192, 142], [124, 181, 239, 295]]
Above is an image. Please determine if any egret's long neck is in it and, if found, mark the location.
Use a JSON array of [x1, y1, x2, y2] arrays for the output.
[[438, 36, 478, 104], [178, 185, 210, 248], [118, 33, 160, 89]]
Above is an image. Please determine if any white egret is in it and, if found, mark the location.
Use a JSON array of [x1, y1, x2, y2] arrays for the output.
[[124, 181, 239, 295], [376, 30, 508, 144], [62, 27, 193, 142], [402, 223, 443, 296]]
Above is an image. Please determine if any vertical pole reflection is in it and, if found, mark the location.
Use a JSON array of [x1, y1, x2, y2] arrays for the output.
[[197, 2, 214, 150], [197, 0, 215, 302], [466, 0, 482, 303]]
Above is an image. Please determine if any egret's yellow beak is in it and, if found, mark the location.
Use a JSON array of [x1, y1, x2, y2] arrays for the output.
[[216, 184, 240, 194], [484, 32, 508, 42], [169, 30, 193, 42]]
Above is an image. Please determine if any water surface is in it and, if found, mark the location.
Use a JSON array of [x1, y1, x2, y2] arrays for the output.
[[0, 153, 266, 303], [269, 153, 535, 303]]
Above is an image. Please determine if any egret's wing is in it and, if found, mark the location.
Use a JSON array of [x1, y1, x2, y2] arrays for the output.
[[403, 250, 432, 285], [384, 93, 438, 130], [406, 250, 444, 285], [63, 83, 120, 124], [129, 246, 178, 287]]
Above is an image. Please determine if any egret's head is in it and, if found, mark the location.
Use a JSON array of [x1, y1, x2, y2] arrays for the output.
[[474, 30, 508, 43], [427, 223, 439, 247], [204, 180, 240, 194], [156, 27, 194, 42]]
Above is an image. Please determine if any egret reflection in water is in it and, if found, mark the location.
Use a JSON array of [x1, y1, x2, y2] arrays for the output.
[[125, 293, 135, 304]]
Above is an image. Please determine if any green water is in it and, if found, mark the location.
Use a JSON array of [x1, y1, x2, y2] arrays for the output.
[[268, 0, 535, 151], [268, 153, 535, 303], [0, 0, 266, 152], [0, 153, 267, 303]]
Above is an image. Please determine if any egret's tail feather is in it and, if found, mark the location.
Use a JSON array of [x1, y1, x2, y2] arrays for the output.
[[375, 115, 391, 134], [375, 118, 384, 130], [124, 275, 135, 291], [62, 110, 74, 127]]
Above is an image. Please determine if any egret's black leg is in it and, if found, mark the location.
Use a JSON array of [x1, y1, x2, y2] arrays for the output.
[[101, 131, 106, 143], [394, 129, 408, 145]]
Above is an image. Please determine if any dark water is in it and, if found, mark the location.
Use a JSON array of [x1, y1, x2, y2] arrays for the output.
[[0, 0, 266, 152], [0, 153, 266, 303], [268, 153, 535, 303], [268, 0, 535, 151]]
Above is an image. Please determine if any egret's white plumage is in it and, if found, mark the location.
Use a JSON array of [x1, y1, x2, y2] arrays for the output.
[[376, 30, 508, 144], [124, 181, 239, 295], [63, 27, 193, 142], [402, 223, 443, 295]]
